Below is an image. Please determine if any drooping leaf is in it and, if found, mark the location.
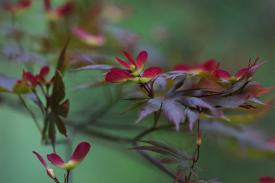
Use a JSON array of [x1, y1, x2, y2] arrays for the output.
[[51, 71, 65, 108], [181, 97, 222, 117], [221, 79, 249, 96], [55, 115, 67, 137], [203, 94, 250, 109]]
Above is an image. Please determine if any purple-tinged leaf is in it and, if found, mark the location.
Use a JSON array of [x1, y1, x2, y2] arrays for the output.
[[203, 94, 250, 109], [221, 79, 249, 96], [185, 108, 199, 130], [162, 99, 186, 130], [136, 98, 162, 123], [181, 97, 223, 117], [153, 75, 167, 92]]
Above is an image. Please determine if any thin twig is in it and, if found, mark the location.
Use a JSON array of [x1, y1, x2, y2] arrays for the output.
[[133, 141, 185, 183], [66, 170, 70, 183], [18, 95, 42, 133], [32, 89, 46, 114], [185, 120, 201, 183], [73, 126, 133, 143]]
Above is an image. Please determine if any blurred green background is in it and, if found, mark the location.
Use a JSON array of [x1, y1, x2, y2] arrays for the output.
[[0, 0, 275, 183]]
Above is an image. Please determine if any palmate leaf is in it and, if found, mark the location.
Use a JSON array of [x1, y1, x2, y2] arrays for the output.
[[136, 97, 204, 130], [44, 41, 70, 146], [162, 99, 186, 130], [181, 97, 223, 117], [202, 82, 268, 109], [136, 98, 162, 123], [202, 94, 249, 109]]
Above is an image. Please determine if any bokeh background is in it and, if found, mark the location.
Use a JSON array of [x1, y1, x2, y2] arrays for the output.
[[0, 0, 275, 183]]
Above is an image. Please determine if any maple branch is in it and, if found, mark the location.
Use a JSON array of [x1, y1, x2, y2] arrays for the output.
[[185, 120, 202, 183], [133, 141, 184, 183]]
